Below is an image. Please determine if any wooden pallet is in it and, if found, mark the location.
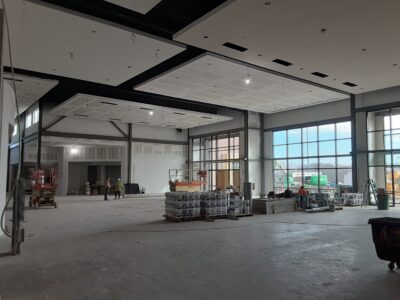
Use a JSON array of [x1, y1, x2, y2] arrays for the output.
[[163, 215, 202, 223], [228, 213, 253, 220]]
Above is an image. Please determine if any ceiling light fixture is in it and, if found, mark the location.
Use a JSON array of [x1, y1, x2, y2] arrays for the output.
[[149, 111, 154, 116], [245, 71, 251, 85], [71, 147, 78, 155]]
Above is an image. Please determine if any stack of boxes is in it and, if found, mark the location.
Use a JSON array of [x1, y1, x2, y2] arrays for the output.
[[200, 191, 228, 218], [228, 194, 251, 216], [342, 193, 363, 206], [165, 192, 227, 220], [165, 192, 201, 219]]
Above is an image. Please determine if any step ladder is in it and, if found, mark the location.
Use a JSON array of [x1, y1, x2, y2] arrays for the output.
[[362, 179, 378, 207]]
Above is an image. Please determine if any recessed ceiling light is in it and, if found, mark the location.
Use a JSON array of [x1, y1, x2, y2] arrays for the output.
[[128, 66, 132, 69], [203, 35, 208, 39], [265, 1, 271, 5], [320, 28, 327, 33], [245, 78, 251, 85], [91, 30, 96, 34], [52, 68, 56, 71], [258, 54, 262, 57], [362, 48, 366, 51], [149, 111, 154, 116], [393, 64, 397, 66]]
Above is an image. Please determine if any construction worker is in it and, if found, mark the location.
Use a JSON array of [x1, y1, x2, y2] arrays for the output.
[[104, 177, 111, 201], [114, 178, 123, 199], [298, 186, 308, 208]]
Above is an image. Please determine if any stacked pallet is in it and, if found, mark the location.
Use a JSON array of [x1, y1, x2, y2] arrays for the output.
[[165, 192, 201, 220], [228, 194, 251, 216], [342, 193, 363, 206], [201, 191, 228, 218]]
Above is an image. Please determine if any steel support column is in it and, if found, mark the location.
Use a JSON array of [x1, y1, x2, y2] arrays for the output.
[[260, 113, 265, 196], [127, 123, 132, 184], [350, 95, 358, 192]]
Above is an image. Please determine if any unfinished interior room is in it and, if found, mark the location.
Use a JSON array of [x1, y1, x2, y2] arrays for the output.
[[1, 0, 400, 299]]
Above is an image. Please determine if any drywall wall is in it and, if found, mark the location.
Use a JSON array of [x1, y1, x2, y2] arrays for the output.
[[132, 124, 187, 142], [264, 99, 350, 130], [189, 108, 244, 137], [132, 142, 187, 193], [355, 86, 400, 109]]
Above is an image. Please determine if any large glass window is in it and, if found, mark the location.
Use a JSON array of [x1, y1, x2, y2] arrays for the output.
[[367, 108, 400, 205], [191, 133, 240, 191], [273, 121, 353, 194]]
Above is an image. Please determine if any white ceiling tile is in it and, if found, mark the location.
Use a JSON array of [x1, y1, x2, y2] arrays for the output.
[[174, 0, 400, 94], [136, 54, 348, 114], [49, 94, 233, 129], [4, 0, 184, 86]]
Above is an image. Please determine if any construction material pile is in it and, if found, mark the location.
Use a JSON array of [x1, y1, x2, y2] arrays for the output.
[[165, 192, 228, 220], [200, 191, 228, 218], [165, 192, 201, 219], [228, 194, 251, 216], [341, 193, 363, 206]]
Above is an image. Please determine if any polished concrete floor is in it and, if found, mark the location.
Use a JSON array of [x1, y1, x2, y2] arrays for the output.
[[1, 196, 400, 300]]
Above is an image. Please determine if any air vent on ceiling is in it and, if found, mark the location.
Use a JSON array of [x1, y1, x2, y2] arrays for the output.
[[109, 118, 121, 121], [222, 42, 248, 52], [311, 72, 328, 78], [272, 59, 293, 66], [343, 82, 357, 87], [74, 114, 88, 117], [140, 107, 152, 111], [201, 116, 212, 119], [138, 121, 150, 125], [101, 101, 117, 106], [173, 112, 186, 116], [165, 124, 175, 127]]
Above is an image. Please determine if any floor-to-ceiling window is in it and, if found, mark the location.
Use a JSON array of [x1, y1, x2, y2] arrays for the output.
[[367, 108, 400, 206], [191, 133, 240, 191], [273, 121, 352, 195]]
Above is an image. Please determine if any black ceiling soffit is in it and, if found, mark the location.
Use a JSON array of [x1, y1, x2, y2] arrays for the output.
[[28, 0, 229, 39], [118, 46, 206, 89], [4, 66, 224, 114]]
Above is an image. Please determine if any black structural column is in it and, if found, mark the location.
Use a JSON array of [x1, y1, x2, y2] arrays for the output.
[[127, 123, 132, 183], [36, 101, 43, 169], [260, 113, 265, 196], [244, 111, 249, 183], [350, 94, 358, 192]]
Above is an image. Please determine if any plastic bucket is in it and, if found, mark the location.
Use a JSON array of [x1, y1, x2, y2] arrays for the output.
[[377, 194, 389, 210]]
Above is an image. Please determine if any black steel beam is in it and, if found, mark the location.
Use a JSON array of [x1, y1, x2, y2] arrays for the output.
[[37, 101, 43, 168], [43, 116, 66, 131], [119, 46, 205, 89], [28, 0, 173, 39], [110, 121, 128, 138], [4, 67, 222, 114]]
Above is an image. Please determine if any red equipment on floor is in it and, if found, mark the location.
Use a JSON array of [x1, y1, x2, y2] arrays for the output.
[[29, 168, 58, 209]]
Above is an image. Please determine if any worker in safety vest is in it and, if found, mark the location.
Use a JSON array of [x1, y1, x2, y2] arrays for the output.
[[114, 178, 123, 199], [298, 186, 308, 208]]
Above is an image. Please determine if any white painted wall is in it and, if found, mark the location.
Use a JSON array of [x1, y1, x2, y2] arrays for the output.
[[264, 99, 350, 130], [132, 124, 187, 142], [1, 81, 16, 237], [132, 142, 187, 193]]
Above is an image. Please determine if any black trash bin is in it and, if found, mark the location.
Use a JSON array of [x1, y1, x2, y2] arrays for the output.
[[368, 217, 400, 270]]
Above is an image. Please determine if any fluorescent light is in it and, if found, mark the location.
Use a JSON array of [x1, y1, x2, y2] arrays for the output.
[[245, 78, 251, 85], [71, 148, 78, 155]]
